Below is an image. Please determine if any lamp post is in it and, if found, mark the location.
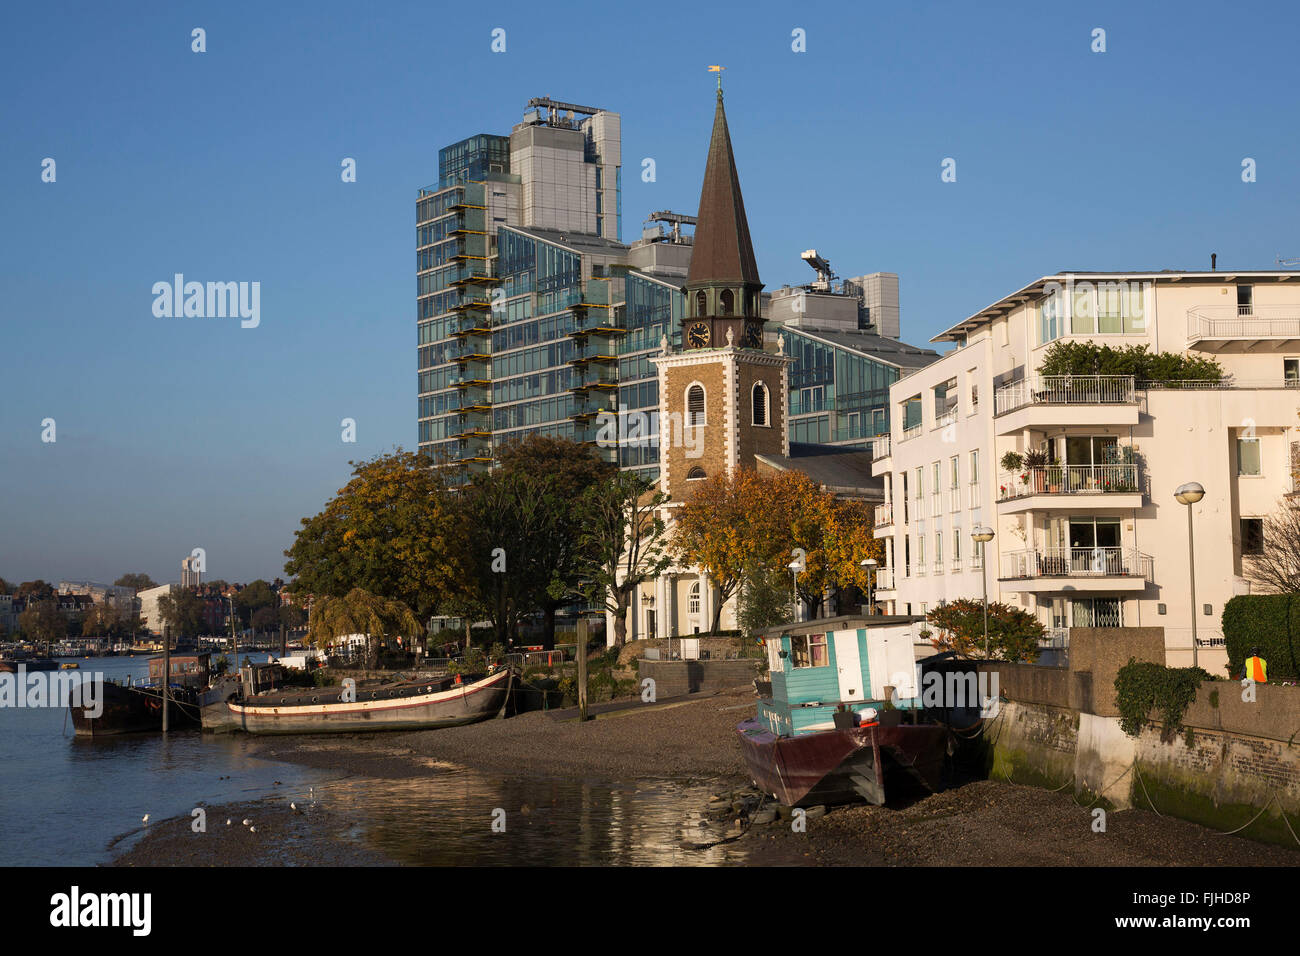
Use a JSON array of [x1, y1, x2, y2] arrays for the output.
[[971, 526, 996, 657], [1175, 481, 1206, 668], [788, 559, 803, 623], [860, 558, 878, 615]]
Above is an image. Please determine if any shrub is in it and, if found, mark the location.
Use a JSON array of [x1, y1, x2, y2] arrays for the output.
[[1222, 594, 1300, 679], [1038, 341, 1223, 383], [1114, 659, 1213, 738]]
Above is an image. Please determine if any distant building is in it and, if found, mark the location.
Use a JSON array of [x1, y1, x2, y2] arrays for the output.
[[181, 556, 201, 587], [137, 583, 177, 636]]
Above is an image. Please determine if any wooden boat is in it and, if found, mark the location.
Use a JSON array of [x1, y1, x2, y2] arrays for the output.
[[739, 616, 980, 807], [68, 652, 210, 736], [225, 666, 513, 735]]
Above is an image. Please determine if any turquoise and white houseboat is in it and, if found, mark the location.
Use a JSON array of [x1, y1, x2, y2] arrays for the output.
[[738, 615, 969, 807]]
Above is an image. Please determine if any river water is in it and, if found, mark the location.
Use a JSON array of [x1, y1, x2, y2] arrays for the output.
[[0, 655, 756, 866]]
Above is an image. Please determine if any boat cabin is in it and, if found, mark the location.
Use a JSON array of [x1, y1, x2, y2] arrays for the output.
[[756, 615, 931, 737], [148, 652, 211, 689]]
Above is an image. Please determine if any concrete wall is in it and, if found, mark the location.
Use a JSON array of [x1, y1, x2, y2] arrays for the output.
[[637, 658, 761, 697], [1067, 626, 1165, 716]]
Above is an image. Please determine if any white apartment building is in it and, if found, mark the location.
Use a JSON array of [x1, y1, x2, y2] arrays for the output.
[[871, 271, 1300, 673]]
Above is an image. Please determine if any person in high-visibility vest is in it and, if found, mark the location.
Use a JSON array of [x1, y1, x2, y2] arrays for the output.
[[1243, 647, 1268, 683]]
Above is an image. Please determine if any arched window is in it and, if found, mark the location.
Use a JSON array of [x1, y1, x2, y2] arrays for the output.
[[688, 581, 701, 613], [695, 290, 707, 316], [719, 289, 734, 316], [752, 382, 769, 426], [686, 466, 706, 480], [687, 384, 706, 426]]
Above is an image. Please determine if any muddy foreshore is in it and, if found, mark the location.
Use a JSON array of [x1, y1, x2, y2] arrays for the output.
[[109, 687, 1300, 866]]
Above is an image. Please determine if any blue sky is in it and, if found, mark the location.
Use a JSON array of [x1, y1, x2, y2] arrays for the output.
[[2, 0, 1298, 584]]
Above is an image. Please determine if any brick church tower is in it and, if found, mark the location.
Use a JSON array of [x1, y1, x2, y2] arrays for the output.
[[653, 87, 791, 503]]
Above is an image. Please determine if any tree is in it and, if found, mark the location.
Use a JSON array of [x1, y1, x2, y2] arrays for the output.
[[284, 450, 462, 619], [926, 599, 1043, 662], [278, 604, 306, 629], [497, 436, 616, 646], [457, 468, 567, 646], [18, 599, 65, 651], [250, 606, 280, 634], [114, 573, 157, 592], [0, 577, 12, 595], [235, 579, 277, 628], [736, 560, 794, 639], [1243, 498, 1300, 594], [674, 470, 765, 632], [157, 588, 206, 641], [579, 472, 671, 646], [307, 588, 421, 669], [16, 580, 56, 601]]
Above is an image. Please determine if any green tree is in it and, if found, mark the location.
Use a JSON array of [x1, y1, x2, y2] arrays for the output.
[[18, 599, 65, 652], [497, 436, 615, 646], [157, 588, 206, 641], [736, 560, 794, 639], [308, 588, 421, 669], [926, 599, 1043, 662], [114, 573, 157, 592], [579, 472, 671, 646], [235, 579, 277, 628]]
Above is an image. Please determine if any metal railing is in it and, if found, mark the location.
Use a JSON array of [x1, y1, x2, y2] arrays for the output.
[[874, 567, 895, 590], [994, 375, 1136, 416], [874, 502, 893, 527], [872, 434, 891, 460], [1040, 627, 1069, 649], [999, 547, 1153, 581], [997, 463, 1140, 500], [1187, 305, 1300, 342], [933, 407, 958, 429], [900, 423, 923, 443]]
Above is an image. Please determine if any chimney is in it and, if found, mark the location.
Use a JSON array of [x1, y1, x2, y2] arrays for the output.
[[1211, 253, 1217, 271]]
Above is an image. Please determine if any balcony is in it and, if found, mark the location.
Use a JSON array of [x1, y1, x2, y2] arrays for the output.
[[999, 547, 1153, 593], [993, 375, 1138, 434], [872, 435, 891, 461], [1187, 305, 1300, 351], [900, 423, 923, 443], [996, 464, 1143, 513], [873, 567, 895, 592], [873, 501, 893, 529]]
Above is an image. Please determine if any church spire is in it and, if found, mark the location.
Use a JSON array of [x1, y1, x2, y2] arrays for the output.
[[687, 90, 761, 289], [682, 85, 764, 350]]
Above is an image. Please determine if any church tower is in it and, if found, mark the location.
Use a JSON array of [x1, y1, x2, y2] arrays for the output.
[[653, 86, 791, 503]]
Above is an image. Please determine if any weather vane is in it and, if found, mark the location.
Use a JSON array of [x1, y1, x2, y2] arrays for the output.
[[708, 64, 725, 92]]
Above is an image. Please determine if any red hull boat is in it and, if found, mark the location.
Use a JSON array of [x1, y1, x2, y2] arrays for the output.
[[737, 716, 949, 807]]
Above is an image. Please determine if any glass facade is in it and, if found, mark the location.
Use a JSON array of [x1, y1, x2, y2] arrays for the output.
[[785, 328, 901, 447], [437, 134, 510, 188]]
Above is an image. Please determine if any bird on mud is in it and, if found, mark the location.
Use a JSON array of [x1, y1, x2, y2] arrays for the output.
[[142, 814, 149, 825]]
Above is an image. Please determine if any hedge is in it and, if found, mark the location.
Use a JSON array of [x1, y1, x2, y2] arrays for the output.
[[1221, 594, 1300, 679]]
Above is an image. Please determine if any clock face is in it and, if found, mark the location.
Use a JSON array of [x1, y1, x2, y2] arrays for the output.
[[687, 322, 710, 348], [742, 322, 763, 349]]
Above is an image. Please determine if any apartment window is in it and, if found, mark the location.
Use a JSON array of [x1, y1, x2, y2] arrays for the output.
[[1241, 518, 1264, 555], [969, 449, 980, 487], [1237, 284, 1253, 316], [1285, 358, 1299, 385], [934, 532, 943, 572], [1237, 437, 1261, 477], [950, 456, 960, 489], [1039, 288, 1063, 344], [914, 468, 924, 503]]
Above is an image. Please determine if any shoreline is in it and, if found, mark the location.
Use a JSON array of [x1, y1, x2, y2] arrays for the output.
[[107, 687, 1300, 866]]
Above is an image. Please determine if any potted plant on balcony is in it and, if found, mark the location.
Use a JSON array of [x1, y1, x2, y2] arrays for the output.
[[1024, 448, 1048, 492], [1000, 451, 1023, 496], [1045, 463, 1064, 494]]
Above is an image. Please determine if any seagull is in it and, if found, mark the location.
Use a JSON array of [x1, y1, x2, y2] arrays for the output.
[[249, 826, 257, 833], [226, 819, 232, 826], [142, 814, 150, 824], [242, 818, 252, 826]]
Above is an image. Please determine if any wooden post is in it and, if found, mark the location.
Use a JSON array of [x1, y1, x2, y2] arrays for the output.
[[576, 618, 589, 722], [161, 625, 170, 733]]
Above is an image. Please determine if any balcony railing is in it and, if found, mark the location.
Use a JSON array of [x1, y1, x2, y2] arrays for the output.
[[900, 423, 923, 443], [872, 435, 891, 460], [1040, 627, 1070, 649], [874, 567, 895, 590], [997, 464, 1140, 500], [933, 407, 958, 429], [1000, 547, 1153, 581], [874, 502, 893, 527], [949, 489, 962, 512], [994, 375, 1136, 416], [1187, 305, 1300, 342]]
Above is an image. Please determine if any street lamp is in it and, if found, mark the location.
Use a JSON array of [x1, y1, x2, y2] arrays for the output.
[[788, 559, 803, 623], [971, 526, 996, 657], [860, 558, 879, 615], [1175, 481, 1206, 668]]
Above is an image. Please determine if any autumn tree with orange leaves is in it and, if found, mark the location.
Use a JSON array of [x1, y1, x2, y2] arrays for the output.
[[674, 468, 883, 630]]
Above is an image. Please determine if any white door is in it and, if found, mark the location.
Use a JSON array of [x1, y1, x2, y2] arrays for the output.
[[834, 630, 863, 703]]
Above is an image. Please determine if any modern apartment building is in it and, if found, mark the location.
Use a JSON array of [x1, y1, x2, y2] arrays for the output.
[[417, 98, 939, 479], [870, 271, 1300, 672]]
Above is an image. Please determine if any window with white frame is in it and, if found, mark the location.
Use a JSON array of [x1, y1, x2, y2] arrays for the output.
[[752, 382, 769, 427], [688, 581, 700, 614], [1237, 437, 1261, 477], [687, 384, 706, 426]]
